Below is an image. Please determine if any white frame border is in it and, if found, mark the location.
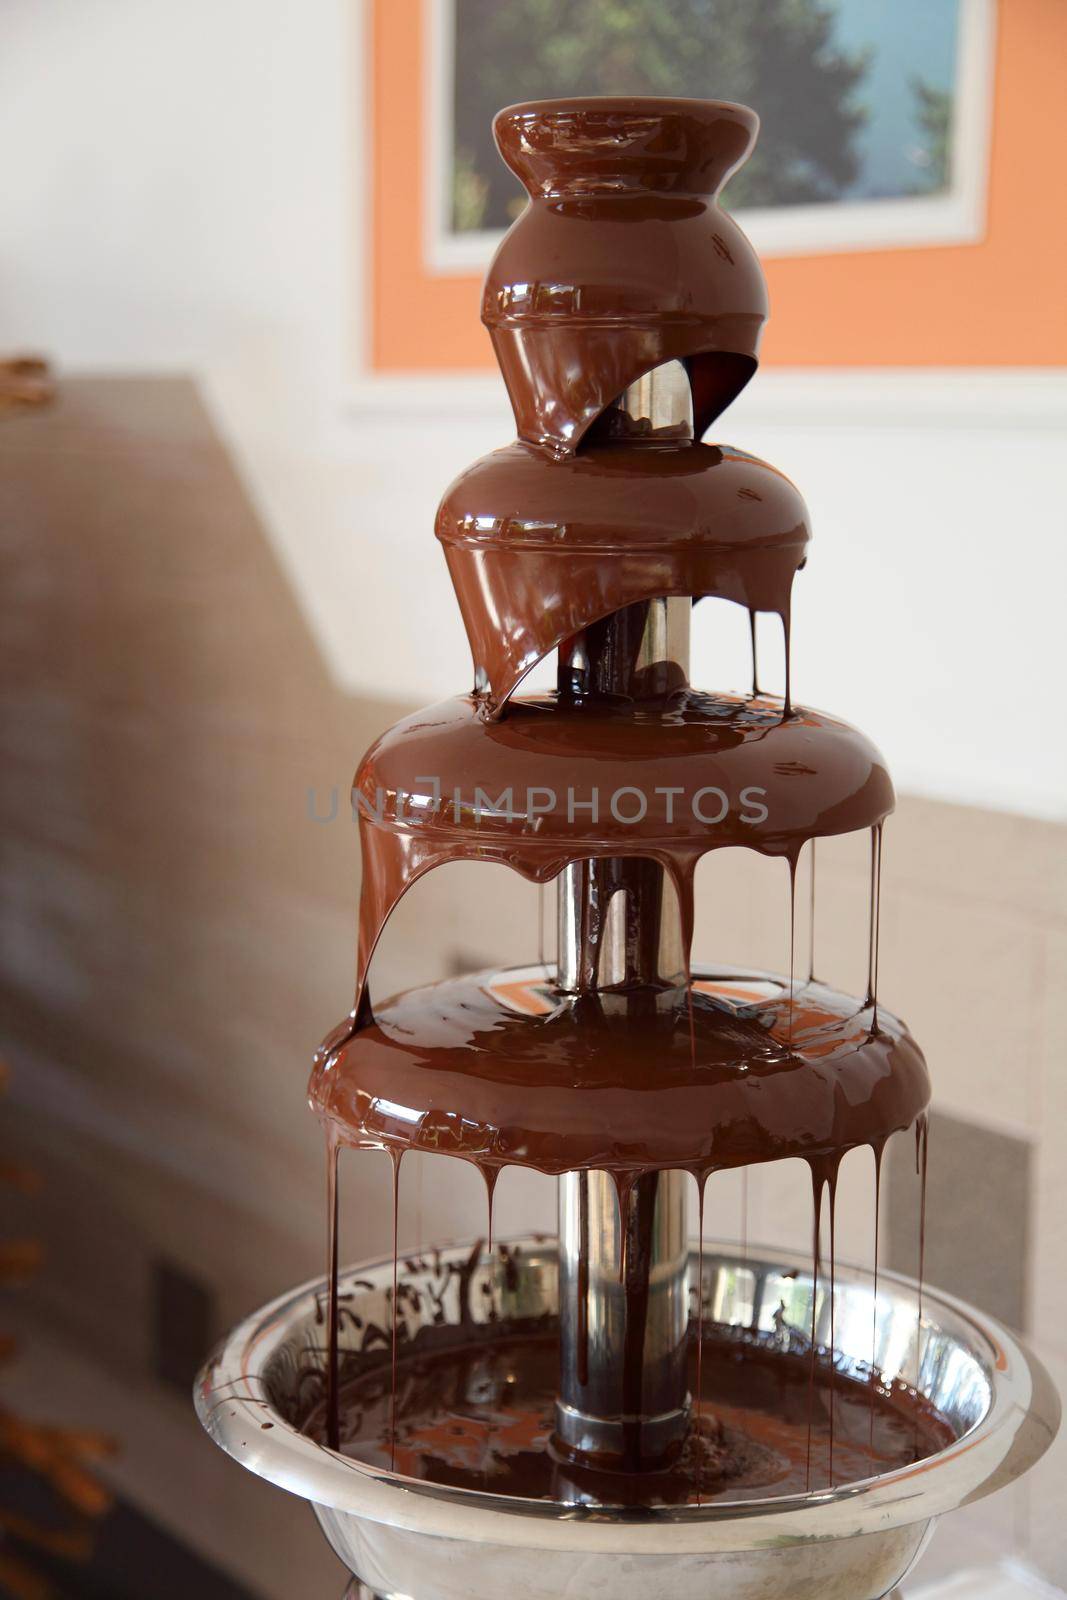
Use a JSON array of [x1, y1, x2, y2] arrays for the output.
[[423, 0, 998, 273]]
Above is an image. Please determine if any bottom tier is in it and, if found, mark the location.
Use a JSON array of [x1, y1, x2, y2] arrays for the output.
[[195, 1239, 1058, 1600]]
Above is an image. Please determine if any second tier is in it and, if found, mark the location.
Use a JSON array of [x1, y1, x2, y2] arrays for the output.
[[311, 965, 929, 1178]]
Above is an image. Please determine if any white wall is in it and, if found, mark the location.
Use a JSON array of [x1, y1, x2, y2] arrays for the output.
[[3, 0, 1065, 818]]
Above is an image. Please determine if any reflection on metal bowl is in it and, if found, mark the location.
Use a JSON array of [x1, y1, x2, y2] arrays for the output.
[[196, 1239, 1058, 1600]]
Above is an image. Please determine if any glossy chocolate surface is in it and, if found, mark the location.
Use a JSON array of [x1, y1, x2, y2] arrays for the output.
[[485, 99, 767, 455], [309, 97, 935, 1492], [438, 442, 808, 711], [349, 691, 892, 990], [306, 1329, 953, 1505], [311, 966, 928, 1179]]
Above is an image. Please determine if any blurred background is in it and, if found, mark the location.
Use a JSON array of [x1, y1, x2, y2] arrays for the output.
[[1, 1, 1065, 1596]]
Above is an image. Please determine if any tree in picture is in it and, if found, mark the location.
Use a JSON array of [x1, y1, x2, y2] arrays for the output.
[[451, 0, 871, 230], [909, 76, 953, 193]]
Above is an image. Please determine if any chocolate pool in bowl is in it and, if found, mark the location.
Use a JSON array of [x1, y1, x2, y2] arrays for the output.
[[197, 1239, 1057, 1600]]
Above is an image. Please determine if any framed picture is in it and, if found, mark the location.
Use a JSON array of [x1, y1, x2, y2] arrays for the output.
[[366, 0, 1067, 371], [426, 0, 996, 272]]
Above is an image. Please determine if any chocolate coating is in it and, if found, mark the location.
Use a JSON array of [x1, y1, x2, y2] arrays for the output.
[[349, 691, 892, 990], [485, 99, 767, 455], [311, 967, 929, 1179], [438, 442, 808, 711]]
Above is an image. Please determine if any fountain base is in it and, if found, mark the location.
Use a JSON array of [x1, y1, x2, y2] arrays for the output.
[[196, 1238, 1057, 1600]]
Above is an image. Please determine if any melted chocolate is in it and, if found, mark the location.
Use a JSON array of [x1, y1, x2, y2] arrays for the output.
[[312, 967, 928, 1180], [306, 1329, 953, 1505], [307, 96, 939, 1493], [437, 442, 808, 713], [345, 692, 892, 1007], [485, 99, 767, 456]]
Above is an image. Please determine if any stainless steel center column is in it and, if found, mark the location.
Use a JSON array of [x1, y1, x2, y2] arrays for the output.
[[553, 360, 693, 1473]]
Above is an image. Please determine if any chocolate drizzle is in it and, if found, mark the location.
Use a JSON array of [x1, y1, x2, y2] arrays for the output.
[[338, 691, 894, 1025], [309, 96, 937, 1500], [325, 1131, 340, 1451]]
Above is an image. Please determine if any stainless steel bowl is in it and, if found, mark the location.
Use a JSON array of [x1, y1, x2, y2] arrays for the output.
[[195, 1239, 1058, 1600]]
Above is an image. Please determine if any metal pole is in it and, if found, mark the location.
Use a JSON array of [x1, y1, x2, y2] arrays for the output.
[[554, 360, 693, 1472]]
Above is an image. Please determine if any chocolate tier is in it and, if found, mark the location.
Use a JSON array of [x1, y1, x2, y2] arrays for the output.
[[312, 967, 928, 1181]]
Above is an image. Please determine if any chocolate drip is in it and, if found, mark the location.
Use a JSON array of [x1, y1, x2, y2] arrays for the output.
[[870, 1137, 886, 1460], [389, 1150, 403, 1470], [827, 1161, 839, 1484], [325, 1132, 340, 1452], [866, 822, 884, 1017], [485, 1164, 498, 1259], [788, 852, 798, 1042], [805, 1158, 843, 1490], [335, 689, 894, 1021], [694, 1177, 706, 1465], [916, 1115, 930, 1389], [807, 840, 818, 984]]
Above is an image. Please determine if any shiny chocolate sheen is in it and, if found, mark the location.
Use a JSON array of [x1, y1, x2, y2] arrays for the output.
[[347, 691, 892, 988], [313, 97, 935, 1485], [307, 1329, 954, 1505], [492, 97, 759, 198], [485, 100, 767, 455], [355, 691, 887, 850], [437, 443, 808, 710], [311, 967, 929, 1179]]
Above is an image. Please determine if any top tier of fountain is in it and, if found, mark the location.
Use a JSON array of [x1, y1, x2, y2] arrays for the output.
[[483, 97, 766, 456]]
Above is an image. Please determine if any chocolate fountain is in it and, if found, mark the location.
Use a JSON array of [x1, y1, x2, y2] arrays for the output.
[[196, 100, 1057, 1599]]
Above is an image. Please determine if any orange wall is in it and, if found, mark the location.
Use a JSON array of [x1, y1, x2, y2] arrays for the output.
[[369, 0, 1067, 370]]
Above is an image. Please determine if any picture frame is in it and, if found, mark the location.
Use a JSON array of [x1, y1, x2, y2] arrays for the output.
[[364, 0, 1067, 372], [424, 0, 997, 273]]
